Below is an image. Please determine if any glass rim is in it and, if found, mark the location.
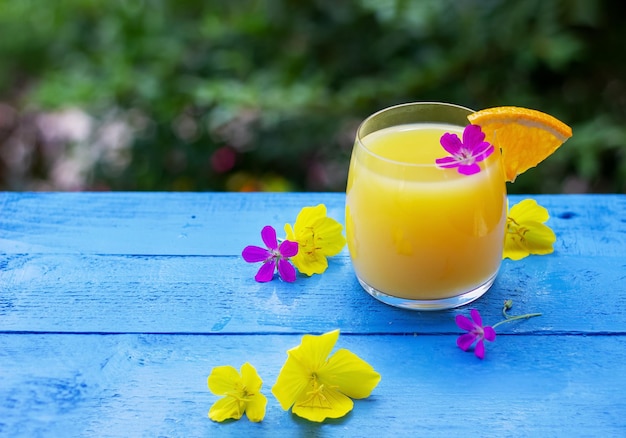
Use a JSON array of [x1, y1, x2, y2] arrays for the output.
[[355, 101, 475, 169]]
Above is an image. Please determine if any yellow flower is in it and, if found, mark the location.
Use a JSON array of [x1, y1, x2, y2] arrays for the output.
[[271, 330, 381, 422], [284, 204, 346, 276], [207, 362, 267, 422], [504, 199, 556, 260]]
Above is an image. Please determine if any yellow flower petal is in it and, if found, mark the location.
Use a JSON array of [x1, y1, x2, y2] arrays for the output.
[[503, 198, 556, 260], [311, 217, 346, 256], [240, 362, 263, 393], [284, 223, 296, 242], [319, 349, 381, 399], [292, 382, 354, 422], [291, 250, 329, 276], [207, 365, 240, 395], [503, 233, 530, 261], [209, 394, 244, 422], [272, 330, 381, 423], [293, 204, 327, 232], [272, 330, 340, 410], [207, 363, 267, 423], [239, 362, 267, 422], [284, 204, 346, 276], [271, 349, 312, 411], [521, 222, 556, 254], [509, 199, 550, 223], [244, 392, 267, 423], [292, 330, 340, 370]]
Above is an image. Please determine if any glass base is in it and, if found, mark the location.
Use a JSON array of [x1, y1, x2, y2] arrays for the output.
[[356, 273, 497, 311]]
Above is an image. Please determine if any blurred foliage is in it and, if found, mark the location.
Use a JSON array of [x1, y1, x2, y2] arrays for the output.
[[0, 0, 624, 192]]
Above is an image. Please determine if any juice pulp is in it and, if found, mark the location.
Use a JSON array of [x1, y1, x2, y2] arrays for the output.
[[346, 123, 506, 300]]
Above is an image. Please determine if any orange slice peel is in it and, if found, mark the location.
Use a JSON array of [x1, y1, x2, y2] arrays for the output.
[[467, 106, 573, 182]]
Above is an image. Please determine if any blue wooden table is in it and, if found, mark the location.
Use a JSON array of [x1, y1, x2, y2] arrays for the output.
[[1, 192, 625, 437]]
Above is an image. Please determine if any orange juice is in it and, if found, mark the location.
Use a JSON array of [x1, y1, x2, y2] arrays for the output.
[[346, 115, 506, 308]]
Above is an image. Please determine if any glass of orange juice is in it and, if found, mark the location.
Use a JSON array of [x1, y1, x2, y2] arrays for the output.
[[345, 102, 507, 310]]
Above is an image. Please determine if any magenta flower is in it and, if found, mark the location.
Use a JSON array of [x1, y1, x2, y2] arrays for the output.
[[435, 124, 494, 175], [242, 225, 299, 282], [455, 309, 496, 359]]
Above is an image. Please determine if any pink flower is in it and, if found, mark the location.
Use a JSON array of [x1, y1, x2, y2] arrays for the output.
[[455, 309, 496, 359], [435, 124, 494, 175], [242, 226, 299, 282]]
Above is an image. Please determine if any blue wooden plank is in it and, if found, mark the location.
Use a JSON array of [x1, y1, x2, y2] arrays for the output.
[[0, 192, 347, 256], [1, 192, 626, 437], [1, 333, 625, 437], [1, 193, 626, 257], [1, 252, 625, 334]]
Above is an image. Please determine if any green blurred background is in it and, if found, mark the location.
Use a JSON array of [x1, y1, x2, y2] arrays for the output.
[[0, 0, 624, 193]]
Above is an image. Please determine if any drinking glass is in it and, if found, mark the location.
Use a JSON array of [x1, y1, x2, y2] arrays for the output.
[[345, 102, 507, 310]]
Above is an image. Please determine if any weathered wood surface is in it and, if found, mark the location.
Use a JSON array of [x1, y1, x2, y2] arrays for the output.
[[1, 192, 625, 437]]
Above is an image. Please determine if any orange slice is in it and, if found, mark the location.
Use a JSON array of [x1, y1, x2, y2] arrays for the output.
[[467, 106, 573, 182]]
